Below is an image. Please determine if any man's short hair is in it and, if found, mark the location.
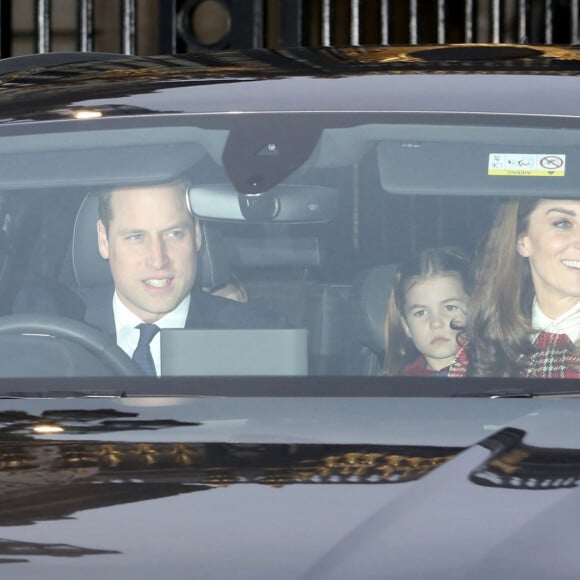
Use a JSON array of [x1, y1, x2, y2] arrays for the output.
[[98, 179, 192, 232], [98, 189, 114, 231]]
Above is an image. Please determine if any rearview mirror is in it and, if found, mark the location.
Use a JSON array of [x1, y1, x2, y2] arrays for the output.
[[187, 183, 339, 223]]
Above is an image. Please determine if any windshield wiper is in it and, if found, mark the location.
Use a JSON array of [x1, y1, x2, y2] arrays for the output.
[[450, 389, 580, 398], [0, 389, 125, 399]]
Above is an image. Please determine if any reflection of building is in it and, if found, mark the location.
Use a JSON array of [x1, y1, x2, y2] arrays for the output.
[[0, 538, 119, 565], [0, 406, 461, 527], [471, 427, 580, 490], [0, 439, 460, 490], [0, 410, 461, 528]]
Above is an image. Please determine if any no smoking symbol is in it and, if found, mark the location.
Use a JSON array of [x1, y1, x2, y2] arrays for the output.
[[540, 155, 564, 170]]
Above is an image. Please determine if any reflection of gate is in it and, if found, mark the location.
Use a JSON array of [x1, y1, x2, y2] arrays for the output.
[[0, 0, 578, 58]]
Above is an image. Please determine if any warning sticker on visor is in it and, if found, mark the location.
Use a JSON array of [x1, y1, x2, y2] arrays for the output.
[[488, 153, 566, 177]]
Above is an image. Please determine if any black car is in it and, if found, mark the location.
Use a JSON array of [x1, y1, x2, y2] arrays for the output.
[[1, 45, 580, 578]]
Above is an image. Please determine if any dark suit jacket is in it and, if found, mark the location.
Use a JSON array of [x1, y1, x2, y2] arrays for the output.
[[79, 283, 287, 339], [14, 281, 286, 337]]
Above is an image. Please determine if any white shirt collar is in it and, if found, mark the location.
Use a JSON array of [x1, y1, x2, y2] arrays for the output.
[[113, 292, 191, 375], [531, 298, 580, 344]]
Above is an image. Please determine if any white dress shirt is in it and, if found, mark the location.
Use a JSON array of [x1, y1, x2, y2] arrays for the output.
[[113, 292, 191, 376]]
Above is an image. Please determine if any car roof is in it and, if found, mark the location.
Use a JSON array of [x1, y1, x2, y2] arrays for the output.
[[1, 44, 580, 121]]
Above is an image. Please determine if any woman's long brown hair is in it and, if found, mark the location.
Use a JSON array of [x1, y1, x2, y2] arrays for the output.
[[464, 198, 539, 376]]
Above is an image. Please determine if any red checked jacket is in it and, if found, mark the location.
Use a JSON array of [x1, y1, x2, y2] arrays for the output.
[[448, 331, 580, 379]]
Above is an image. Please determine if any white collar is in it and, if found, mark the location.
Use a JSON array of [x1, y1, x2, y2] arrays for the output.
[[113, 292, 191, 333], [112, 293, 191, 375], [531, 298, 580, 343]]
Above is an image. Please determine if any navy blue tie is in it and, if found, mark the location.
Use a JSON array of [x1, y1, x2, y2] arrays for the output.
[[132, 323, 160, 376]]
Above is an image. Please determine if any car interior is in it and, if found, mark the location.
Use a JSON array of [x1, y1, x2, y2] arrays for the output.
[[0, 113, 575, 379]]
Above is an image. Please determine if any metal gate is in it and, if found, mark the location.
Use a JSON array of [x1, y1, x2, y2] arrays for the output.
[[0, 0, 578, 59]]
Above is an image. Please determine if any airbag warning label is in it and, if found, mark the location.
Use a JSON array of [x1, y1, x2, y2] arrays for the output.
[[488, 153, 566, 176]]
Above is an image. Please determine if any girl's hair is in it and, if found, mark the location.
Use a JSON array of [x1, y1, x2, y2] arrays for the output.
[[464, 198, 540, 376], [383, 246, 473, 375]]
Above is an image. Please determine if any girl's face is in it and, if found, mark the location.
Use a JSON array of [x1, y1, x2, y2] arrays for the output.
[[402, 274, 468, 371], [517, 199, 580, 319]]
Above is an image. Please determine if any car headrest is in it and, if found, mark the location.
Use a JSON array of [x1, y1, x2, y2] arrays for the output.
[[69, 193, 230, 290], [350, 264, 397, 356]]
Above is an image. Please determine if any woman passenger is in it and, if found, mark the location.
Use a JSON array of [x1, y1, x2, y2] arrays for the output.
[[450, 198, 580, 378]]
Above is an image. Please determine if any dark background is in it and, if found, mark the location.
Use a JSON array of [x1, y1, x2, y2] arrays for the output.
[[0, 0, 576, 58]]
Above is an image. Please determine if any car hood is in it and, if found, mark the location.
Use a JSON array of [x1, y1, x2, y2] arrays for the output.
[[2, 395, 580, 579]]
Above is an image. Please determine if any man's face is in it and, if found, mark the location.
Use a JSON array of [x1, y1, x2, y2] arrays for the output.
[[97, 183, 201, 323]]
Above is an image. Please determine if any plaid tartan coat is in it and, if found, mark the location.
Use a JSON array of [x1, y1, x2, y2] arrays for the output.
[[449, 331, 580, 379]]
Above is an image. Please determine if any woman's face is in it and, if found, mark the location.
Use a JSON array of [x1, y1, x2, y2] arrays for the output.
[[517, 199, 580, 318]]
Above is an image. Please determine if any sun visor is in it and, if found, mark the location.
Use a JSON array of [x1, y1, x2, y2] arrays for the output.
[[188, 183, 339, 223], [378, 140, 580, 197], [0, 125, 225, 191], [0, 143, 207, 190]]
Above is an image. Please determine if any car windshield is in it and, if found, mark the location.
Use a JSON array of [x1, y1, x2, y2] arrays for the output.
[[1, 53, 579, 396]]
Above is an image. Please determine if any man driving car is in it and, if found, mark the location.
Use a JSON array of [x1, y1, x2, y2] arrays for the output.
[[79, 180, 284, 375]]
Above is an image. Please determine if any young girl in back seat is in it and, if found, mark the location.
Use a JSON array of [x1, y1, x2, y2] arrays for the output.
[[383, 247, 472, 376]]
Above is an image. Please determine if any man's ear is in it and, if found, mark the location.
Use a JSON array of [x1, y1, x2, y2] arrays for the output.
[[517, 234, 530, 258], [194, 217, 202, 252], [96, 220, 110, 260]]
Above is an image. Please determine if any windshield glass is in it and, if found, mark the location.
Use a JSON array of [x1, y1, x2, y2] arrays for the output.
[[1, 111, 579, 390]]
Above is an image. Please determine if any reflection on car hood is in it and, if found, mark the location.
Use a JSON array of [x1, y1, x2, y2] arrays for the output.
[[2, 397, 580, 578]]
